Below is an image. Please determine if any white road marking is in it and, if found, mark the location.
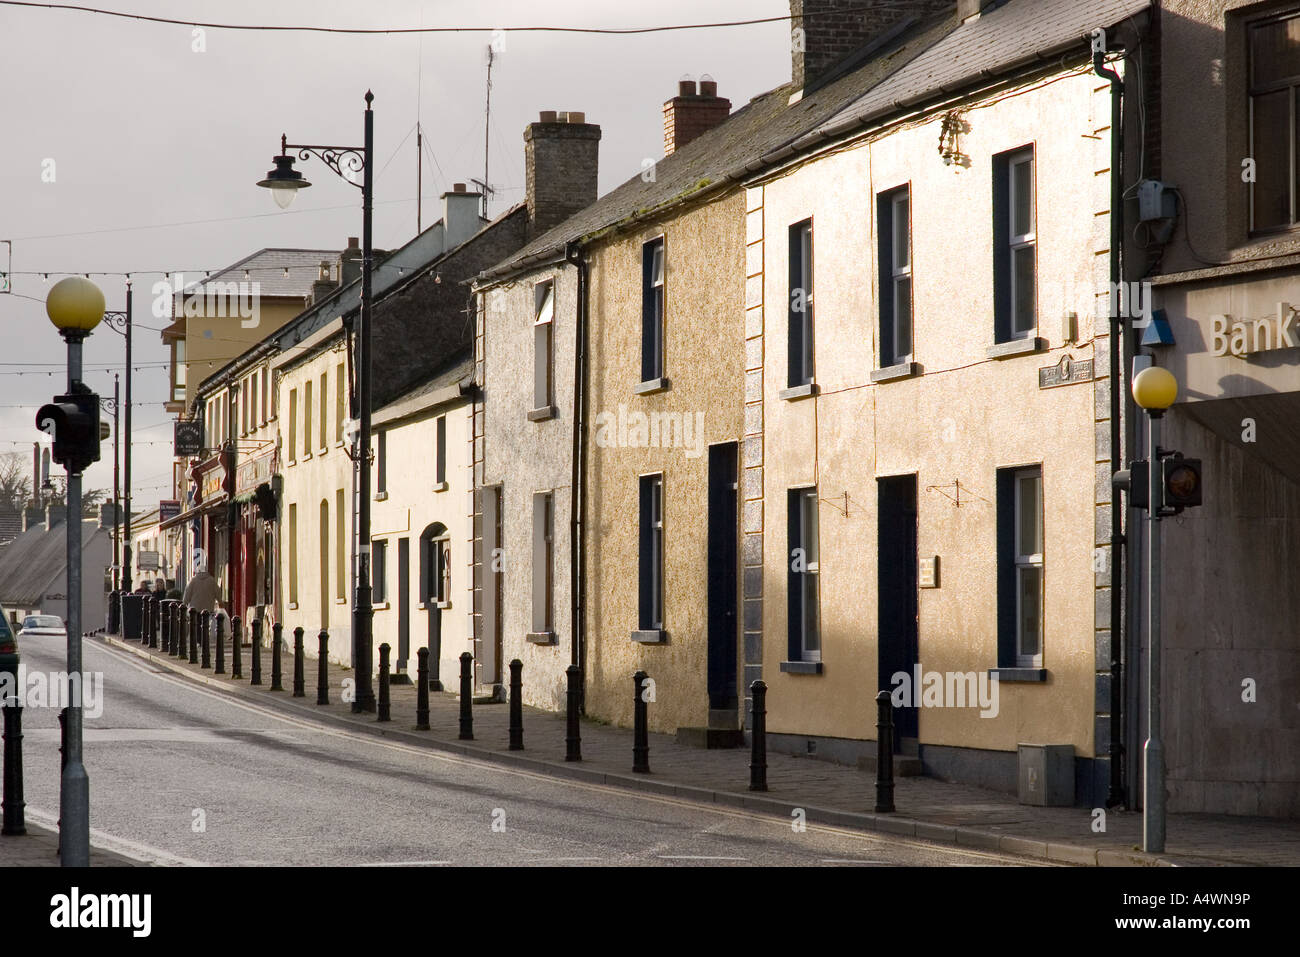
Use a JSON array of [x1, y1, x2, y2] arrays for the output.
[[24, 806, 208, 867], [658, 855, 748, 861]]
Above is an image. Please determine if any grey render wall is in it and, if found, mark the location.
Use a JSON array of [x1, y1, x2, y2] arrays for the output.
[[474, 265, 578, 708]]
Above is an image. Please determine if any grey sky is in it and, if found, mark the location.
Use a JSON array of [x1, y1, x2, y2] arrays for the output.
[[0, 0, 790, 511]]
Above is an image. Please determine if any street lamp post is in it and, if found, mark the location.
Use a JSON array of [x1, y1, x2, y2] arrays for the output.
[[43, 275, 106, 867], [1131, 364, 1178, 855], [101, 291, 133, 599], [257, 91, 376, 713], [100, 378, 119, 596]]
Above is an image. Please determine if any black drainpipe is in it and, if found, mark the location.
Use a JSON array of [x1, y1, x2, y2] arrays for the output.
[[1094, 36, 1126, 809], [565, 240, 588, 711]]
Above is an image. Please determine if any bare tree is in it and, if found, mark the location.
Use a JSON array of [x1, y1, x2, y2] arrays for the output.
[[0, 452, 32, 511], [38, 475, 110, 517]]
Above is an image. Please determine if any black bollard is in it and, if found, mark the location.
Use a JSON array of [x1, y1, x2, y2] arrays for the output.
[[632, 671, 650, 774], [749, 680, 768, 792], [107, 589, 120, 635], [316, 631, 329, 705], [149, 598, 159, 648], [184, 608, 195, 660], [200, 612, 211, 669], [458, 652, 473, 740], [377, 643, 391, 722], [875, 690, 895, 813], [141, 597, 151, 646], [270, 623, 284, 691], [565, 664, 582, 762], [57, 707, 66, 852], [172, 604, 181, 656], [292, 627, 305, 698], [1, 693, 26, 836], [231, 616, 243, 679], [508, 659, 523, 751], [161, 601, 171, 655], [415, 648, 430, 730], [214, 612, 225, 674], [250, 619, 263, 686], [192, 611, 203, 665]]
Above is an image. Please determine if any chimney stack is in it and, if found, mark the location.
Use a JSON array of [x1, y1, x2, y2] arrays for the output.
[[524, 111, 601, 240], [310, 260, 336, 305], [956, 0, 998, 20], [98, 502, 120, 530], [45, 504, 67, 531], [339, 237, 362, 287], [663, 74, 731, 156], [442, 182, 484, 248], [790, 0, 953, 91], [22, 506, 42, 533]]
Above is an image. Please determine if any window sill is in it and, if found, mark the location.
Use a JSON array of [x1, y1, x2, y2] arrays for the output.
[[336, 440, 346, 449], [986, 337, 1047, 360], [631, 629, 667, 644], [528, 406, 557, 422], [302, 452, 313, 461], [436, 600, 452, 610], [633, 377, 670, 396], [319, 447, 328, 456], [375, 491, 388, 502], [870, 361, 919, 383], [288, 602, 298, 611], [779, 660, 823, 675], [778, 382, 819, 402], [988, 667, 1047, 682], [334, 598, 348, 605], [372, 601, 390, 610], [526, 631, 556, 645], [433, 481, 449, 493], [287, 460, 297, 468]]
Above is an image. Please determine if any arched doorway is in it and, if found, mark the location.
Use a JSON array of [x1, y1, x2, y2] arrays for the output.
[[419, 522, 449, 690]]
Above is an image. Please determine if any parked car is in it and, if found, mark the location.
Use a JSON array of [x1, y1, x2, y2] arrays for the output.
[[18, 615, 67, 639], [0, 612, 17, 672]]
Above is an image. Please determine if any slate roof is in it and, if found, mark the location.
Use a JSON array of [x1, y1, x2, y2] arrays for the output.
[[804, 0, 1151, 146], [0, 506, 22, 546], [0, 519, 107, 606], [480, 0, 1149, 282], [180, 248, 336, 300]]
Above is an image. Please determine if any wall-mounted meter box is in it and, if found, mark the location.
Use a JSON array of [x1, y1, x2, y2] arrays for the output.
[[1137, 180, 1177, 222]]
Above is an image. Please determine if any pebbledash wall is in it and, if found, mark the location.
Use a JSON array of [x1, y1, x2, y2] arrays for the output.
[[581, 194, 747, 735], [747, 65, 1122, 802]]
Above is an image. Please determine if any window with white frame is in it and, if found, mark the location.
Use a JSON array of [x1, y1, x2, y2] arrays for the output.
[[788, 220, 814, 386], [1013, 467, 1043, 666], [533, 279, 554, 412], [993, 146, 1036, 341], [878, 187, 912, 366], [642, 238, 665, 382], [532, 491, 554, 636], [787, 487, 820, 662], [638, 474, 664, 632]]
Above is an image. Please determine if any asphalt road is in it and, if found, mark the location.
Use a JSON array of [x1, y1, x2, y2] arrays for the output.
[[8, 635, 1044, 867]]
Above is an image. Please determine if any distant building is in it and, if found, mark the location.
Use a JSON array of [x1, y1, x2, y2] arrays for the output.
[[0, 506, 113, 630]]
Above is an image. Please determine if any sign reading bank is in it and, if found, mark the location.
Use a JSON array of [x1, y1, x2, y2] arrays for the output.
[[1210, 302, 1300, 357]]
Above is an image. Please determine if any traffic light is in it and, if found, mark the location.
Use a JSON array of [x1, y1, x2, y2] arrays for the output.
[[36, 385, 101, 475], [1160, 453, 1202, 513], [1113, 455, 1203, 514], [1112, 460, 1149, 510]]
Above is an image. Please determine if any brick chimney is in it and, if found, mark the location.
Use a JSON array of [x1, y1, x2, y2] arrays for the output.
[[663, 75, 731, 156], [790, 0, 953, 90], [524, 111, 601, 240], [339, 237, 362, 287]]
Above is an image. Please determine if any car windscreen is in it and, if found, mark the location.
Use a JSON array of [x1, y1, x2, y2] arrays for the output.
[[24, 617, 63, 629]]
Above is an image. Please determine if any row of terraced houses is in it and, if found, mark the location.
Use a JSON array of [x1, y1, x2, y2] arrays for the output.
[[143, 0, 1300, 819]]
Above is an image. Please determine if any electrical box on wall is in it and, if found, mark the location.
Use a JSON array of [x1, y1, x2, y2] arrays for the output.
[[1137, 179, 1177, 222]]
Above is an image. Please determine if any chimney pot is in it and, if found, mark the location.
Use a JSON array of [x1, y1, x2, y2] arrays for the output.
[[539, 110, 557, 123], [454, 182, 466, 192], [347, 237, 359, 249], [568, 111, 586, 124], [663, 75, 730, 155]]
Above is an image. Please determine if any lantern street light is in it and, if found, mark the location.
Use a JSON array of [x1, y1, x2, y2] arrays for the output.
[[1131, 364, 1178, 855], [43, 275, 105, 867], [257, 92, 376, 713]]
